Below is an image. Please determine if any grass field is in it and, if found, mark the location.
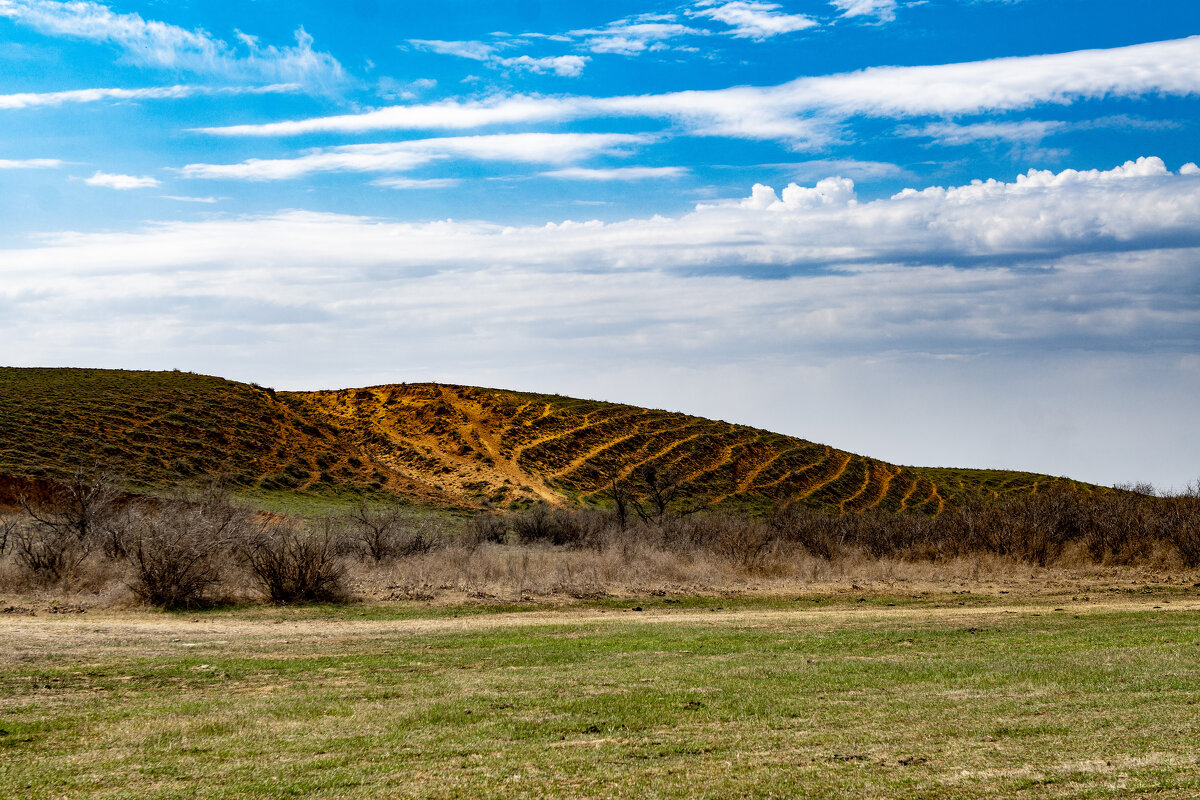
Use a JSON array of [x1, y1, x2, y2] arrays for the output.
[[2, 590, 1198, 799]]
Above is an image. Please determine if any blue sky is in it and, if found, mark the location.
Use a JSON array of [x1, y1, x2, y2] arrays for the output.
[[2, 0, 1199, 489]]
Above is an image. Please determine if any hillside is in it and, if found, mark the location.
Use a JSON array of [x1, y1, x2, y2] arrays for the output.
[[0, 367, 1088, 511]]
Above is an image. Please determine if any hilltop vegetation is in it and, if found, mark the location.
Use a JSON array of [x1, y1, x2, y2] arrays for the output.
[[1, 367, 1088, 512]]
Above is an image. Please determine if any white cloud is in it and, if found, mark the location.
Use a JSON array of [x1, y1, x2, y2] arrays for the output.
[[407, 39, 498, 61], [0, 82, 300, 110], [541, 166, 688, 180], [0, 157, 62, 168], [780, 159, 909, 181], [830, 0, 898, 22], [497, 54, 589, 77], [371, 177, 461, 189], [570, 21, 706, 55], [899, 119, 1069, 145], [900, 116, 1180, 147], [161, 195, 221, 203], [38, 157, 1200, 276], [197, 37, 1200, 149], [407, 38, 589, 77], [0, 0, 345, 90], [692, 1, 819, 39], [735, 177, 857, 210], [179, 133, 653, 181], [83, 171, 160, 189]]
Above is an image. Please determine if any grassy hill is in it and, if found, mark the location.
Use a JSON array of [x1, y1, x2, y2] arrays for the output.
[[0, 367, 1091, 511]]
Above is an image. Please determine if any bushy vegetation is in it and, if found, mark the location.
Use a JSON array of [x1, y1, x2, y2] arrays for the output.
[[2, 469, 1198, 609]]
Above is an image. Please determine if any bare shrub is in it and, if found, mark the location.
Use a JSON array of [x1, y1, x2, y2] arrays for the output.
[[512, 503, 612, 549], [698, 514, 780, 571], [18, 468, 121, 551], [0, 513, 17, 555], [121, 488, 251, 609], [769, 503, 846, 560], [240, 518, 346, 604], [469, 510, 509, 548], [346, 502, 437, 562], [9, 519, 92, 584], [1161, 481, 1200, 567]]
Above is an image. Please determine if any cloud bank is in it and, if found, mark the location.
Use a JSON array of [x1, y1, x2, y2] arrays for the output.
[[197, 37, 1200, 148]]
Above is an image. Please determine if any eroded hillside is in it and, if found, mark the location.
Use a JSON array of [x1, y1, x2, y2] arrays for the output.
[[0, 368, 1085, 511]]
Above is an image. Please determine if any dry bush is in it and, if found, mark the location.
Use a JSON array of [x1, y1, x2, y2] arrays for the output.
[[769, 504, 847, 560], [0, 513, 18, 556], [9, 517, 93, 585], [18, 468, 122, 554], [120, 488, 251, 609], [468, 510, 509, 548], [1161, 482, 1200, 567], [512, 503, 613, 549], [344, 502, 441, 562], [240, 518, 347, 604]]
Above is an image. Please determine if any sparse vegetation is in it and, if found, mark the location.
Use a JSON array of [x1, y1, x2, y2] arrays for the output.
[[0, 367, 1096, 512], [2, 471, 1198, 610], [2, 593, 1199, 799]]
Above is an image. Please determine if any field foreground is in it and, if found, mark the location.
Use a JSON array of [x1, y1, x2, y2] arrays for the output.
[[2, 590, 1199, 799]]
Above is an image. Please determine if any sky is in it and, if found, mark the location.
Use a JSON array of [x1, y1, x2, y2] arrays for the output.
[[1, 0, 1199, 491]]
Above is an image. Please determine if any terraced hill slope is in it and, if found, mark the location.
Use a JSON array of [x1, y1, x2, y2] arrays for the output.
[[0, 368, 1089, 511]]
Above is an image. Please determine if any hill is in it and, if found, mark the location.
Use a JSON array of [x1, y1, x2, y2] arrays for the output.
[[0, 367, 1089, 511]]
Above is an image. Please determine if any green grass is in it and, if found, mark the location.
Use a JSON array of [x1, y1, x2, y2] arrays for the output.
[[1, 599, 1197, 798]]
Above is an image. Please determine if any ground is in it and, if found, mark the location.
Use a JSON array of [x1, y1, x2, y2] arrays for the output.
[[2, 583, 1199, 799]]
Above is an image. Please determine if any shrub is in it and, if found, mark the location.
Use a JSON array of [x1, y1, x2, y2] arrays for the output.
[[121, 488, 250, 609], [9, 520, 92, 584], [1161, 482, 1200, 567], [0, 513, 16, 555], [769, 504, 847, 560], [346, 502, 436, 562], [469, 510, 509, 547], [240, 519, 346, 604], [512, 504, 610, 548]]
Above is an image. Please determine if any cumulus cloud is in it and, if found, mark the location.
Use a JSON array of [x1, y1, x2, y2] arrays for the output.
[[83, 171, 160, 189], [0, 83, 301, 110], [735, 177, 857, 210], [691, 1, 819, 39], [179, 133, 653, 180], [830, 0, 898, 22], [541, 166, 688, 180], [0, 157, 62, 168], [41, 157, 1200, 276], [197, 37, 1200, 148], [0, 0, 345, 90]]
